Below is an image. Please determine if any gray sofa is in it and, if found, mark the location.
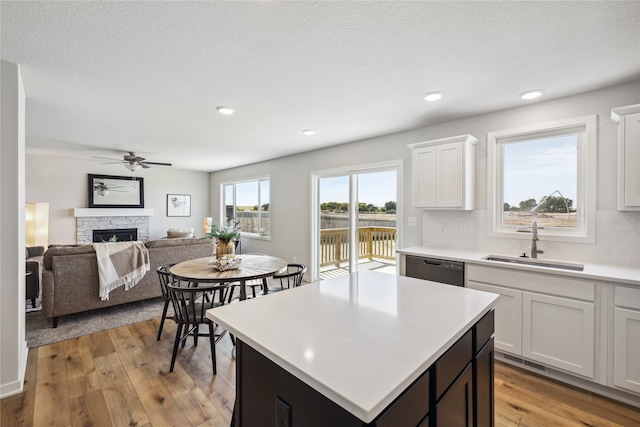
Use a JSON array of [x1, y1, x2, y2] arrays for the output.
[[41, 238, 213, 327]]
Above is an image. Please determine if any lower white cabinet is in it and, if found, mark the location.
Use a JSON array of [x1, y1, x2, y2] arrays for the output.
[[466, 282, 521, 354], [522, 292, 594, 377], [613, 286, 640, 394], [467, 265, 597, 379]]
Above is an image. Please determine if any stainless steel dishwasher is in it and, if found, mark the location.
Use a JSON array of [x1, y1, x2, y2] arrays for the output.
[[405, 255, 465, 286]]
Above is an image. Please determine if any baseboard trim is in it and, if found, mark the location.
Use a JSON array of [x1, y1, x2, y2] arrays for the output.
[[0, 340, 28, 399]]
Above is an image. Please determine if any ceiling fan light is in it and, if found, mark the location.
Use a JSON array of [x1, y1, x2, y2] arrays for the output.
[[124, 163, 141, 171]]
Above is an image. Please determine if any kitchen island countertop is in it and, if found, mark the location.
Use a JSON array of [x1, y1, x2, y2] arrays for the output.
[[207, 270, 498, 423]]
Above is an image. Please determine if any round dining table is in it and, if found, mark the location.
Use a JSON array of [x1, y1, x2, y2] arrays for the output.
[[169, 254, 288, 301]]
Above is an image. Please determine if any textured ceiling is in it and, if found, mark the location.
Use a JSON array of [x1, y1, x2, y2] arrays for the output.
[[2, 1, 639, 172]]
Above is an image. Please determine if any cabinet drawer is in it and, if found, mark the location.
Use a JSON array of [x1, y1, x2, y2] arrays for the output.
[[435, 329, 473, 399], [374, 370, 430, 427], [615, 286, 640, 310], [467, 265, 594, 301], [474, 309, 494, 354]]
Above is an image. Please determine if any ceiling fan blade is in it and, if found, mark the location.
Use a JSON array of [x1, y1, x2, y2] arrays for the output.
[[142, 161, 172, 166], [100, 161, 126, 165], [92, 156, 125, 162], [140, 163, 151, 169]]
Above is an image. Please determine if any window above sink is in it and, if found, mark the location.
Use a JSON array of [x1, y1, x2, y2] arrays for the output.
[[486, 115, 597, 244]]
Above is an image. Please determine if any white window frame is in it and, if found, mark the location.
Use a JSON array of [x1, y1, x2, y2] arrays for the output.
[[221, 175, 271, 240], [487, 115, 597, 243]]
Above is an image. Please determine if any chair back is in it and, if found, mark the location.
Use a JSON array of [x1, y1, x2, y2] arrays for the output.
[[156, 264, 176, 300], [273, 264, 306, 289], [167, 283, 228, 325]]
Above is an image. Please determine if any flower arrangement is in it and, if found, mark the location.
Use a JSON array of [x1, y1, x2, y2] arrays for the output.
[[204, 219, 241, 242]]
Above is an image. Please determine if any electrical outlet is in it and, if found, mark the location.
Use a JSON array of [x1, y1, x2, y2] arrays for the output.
[[276, 397, 291, 427], [408, 216, 417, 226], [292, 256, 297, 263]]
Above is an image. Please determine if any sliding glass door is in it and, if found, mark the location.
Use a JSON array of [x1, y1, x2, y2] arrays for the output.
[[312, 162, 400, 281]]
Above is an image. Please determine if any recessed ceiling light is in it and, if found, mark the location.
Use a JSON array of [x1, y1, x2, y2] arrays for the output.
[[216, 106, 235, 115], [302, 129, 315, 136], [520, 90, 544, 100], [422, 91, 444, 102]]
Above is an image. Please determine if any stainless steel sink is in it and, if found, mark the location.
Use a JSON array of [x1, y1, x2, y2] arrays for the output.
[[483, 255, 584, 271]]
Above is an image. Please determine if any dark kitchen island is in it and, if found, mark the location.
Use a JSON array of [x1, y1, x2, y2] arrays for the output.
[[207, 270, 498, 427]]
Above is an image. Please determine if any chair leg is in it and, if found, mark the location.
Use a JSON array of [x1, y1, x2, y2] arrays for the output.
[[170, 323, 184, 372], [31, 298, 37, 307], [157, 299, 170, 341], [208, 323, 217, 375]]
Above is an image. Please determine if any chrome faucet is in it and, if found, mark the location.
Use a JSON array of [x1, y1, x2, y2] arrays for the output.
[[531, 220, 544, 258]]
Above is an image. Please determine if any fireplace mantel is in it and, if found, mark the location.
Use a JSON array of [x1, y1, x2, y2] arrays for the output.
[[74, 208, 154, 217]]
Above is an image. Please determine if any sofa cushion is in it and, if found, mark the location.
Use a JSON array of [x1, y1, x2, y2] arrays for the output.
[[167, 228, 195, 238], [43, 245, 95, 270], [145, 237, 212, 249]]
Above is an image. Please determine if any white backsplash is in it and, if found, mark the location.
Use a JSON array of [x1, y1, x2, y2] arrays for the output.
[[421, 210, 640, 268]]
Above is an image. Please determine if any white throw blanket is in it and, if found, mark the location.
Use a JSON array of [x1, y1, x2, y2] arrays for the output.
[[92, 241, 150, 301]]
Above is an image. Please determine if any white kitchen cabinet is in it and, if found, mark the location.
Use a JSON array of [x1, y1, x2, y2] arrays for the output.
[[408, 134, 477, 210], [466, 281, 522, 354], [611, 105, 640, 211], [612, 286, 640, 394], [522, 292, 595, 377], [466, 265, 597, 379]]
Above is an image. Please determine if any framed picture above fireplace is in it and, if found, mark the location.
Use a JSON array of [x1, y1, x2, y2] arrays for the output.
[[88, 174, 144, 208]]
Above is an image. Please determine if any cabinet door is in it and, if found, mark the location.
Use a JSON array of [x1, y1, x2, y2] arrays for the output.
[[613, 307, 640, 394], [435, 364, 473, 427], [437, 142, 463, 208], [622, 112, 640, 207], [474, 338, 494, 427], [412, 146, 437, 207], [467, 281, 522, 355], [522, 292, 595, 378]]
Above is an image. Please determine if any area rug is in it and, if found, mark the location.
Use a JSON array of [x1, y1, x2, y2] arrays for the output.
[[26, 297, 169, 348]]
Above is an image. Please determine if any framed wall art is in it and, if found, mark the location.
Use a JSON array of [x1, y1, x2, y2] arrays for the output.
[[88, 174, 144, 208], [167, 194, 191, 217]]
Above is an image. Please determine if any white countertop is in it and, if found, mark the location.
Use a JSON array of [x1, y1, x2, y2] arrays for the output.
[[206, 270, 498, 423], [398, 246, 640, 286]]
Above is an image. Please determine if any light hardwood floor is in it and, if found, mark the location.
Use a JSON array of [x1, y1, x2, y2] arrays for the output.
[[2, 318, 639, 426]]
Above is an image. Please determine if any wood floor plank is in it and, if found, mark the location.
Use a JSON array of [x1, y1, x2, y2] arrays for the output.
[[33, 348, 71, 426], [93, 352, 150, 426], [89, 330, 117, 358], [127, 364, 192, 426], [108, 324, 150, 371], [69, 389, 112, 427], [64, 339, 101, 400]]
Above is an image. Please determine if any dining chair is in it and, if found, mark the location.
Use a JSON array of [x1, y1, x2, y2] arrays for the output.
[[226, 253, 269, 302], [271, 263, 306, 290], [156, 263, 176, 340], [167, 282, 230, 374]]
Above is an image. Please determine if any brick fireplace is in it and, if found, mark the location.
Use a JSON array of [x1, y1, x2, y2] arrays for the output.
[[74, 208, 153, 244]]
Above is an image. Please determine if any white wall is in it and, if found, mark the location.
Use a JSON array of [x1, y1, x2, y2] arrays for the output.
[[26, 155, 211, 243], [1, 60, 27, 398], [210, 81, 640, 272]]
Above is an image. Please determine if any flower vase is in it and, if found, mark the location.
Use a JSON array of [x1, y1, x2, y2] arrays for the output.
[[215, 240, 235, 259]]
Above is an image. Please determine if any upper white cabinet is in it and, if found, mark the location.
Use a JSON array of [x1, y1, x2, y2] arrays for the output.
[[408, 134, 478, 210], [611, 104, 640, 211]]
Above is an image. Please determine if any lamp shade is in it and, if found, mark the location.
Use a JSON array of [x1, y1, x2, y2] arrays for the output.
[[203, 217, 213, 234], [25, 202, 49, 247]]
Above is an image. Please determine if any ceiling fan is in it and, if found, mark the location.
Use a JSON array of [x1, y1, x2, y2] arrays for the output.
[[92, 152, 172, 171]]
